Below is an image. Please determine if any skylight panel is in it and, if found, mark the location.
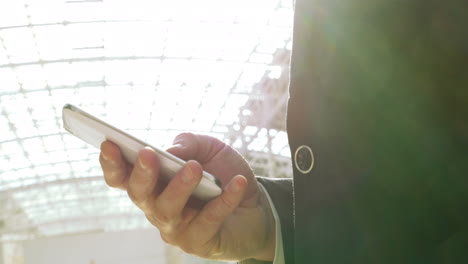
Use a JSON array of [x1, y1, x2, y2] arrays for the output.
[[1, 28, 39, 64], [103, 0, 171, 21], [7, 154, 31, 173], [0, 1, 29, 28], [34, 164, 55, 178], [86, 161, 103, 176], [8, 117, 35, 138], [125, 86, 157, 108], [42, 63, 76, 87], [249, 53, 273, 64], [221, 34, 258, 61], [15, 65, 47, 91], [49, 90, 80, 115], [0, 114, 15, 141], [25, 91, 56, 118], [1, 140, 23, 156], [159, 59, 189, 85], [24, 0, 65, 24], [234, 0, 277, 25], [34, 25, 72, 61], [15, 167, 36, 182], [0, 68, 20, 94], [72, 61, 105, 82], [0, 170, 22, 190], [65, 23, 104, 58], [104, 22, 166, 57], [49, 148, 86, 164], [62, 134, 86, 149], [104, 60, 162, 85], [234, 64, 270, 93], [25, 152, 50, 166], [70, 161, 92, 177], [257, 28, 291, 54], [183, 61, 215, 87], [209, 61, 243, 88], [164, 28, 195, 58], [149, 106, 174, 131], [217, 94, 249, 125], [0, 44, 9, 65], [76, 86, 105, 105], [42, 135, 64, 152], [36, 119, 61, 136], [0, 156, 11, 173], [62, 1, 104, 22], [52, 162, 70, 176], [65, 148, 94, 162], [190, 25, 224, 60], [30, 105, 56, 123], [270, 7, 294, 27], [187, 0, 239, 23], [22, 137, 45, 156]]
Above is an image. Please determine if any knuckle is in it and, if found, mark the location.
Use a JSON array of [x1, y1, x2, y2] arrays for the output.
[[103, 171, 123, 188], [145, 212, 158, 226], [157, 213, 171, 224], [197, 241, 218, 259], [203, 210, 223, 225], [147, 213, 179, 237], [153, 202, 176, 224], [160, 234, 170, 244], [179, 242, 197, 255], [160, 233, 174, 245], [220, 195, 236, 210], [127, 189, 146, 207]]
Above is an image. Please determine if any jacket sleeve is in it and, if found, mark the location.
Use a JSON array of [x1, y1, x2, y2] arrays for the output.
[[239, 177, 295, 264]]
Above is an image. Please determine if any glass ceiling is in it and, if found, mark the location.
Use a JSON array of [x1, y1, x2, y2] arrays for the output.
[[0, 0, 293, 243]]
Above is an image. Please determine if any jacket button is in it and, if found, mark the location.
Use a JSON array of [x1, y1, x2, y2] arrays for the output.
[[294, 145, 314, 174]]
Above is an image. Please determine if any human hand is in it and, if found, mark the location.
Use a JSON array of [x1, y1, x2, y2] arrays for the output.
[[99, 133, 275, 261]]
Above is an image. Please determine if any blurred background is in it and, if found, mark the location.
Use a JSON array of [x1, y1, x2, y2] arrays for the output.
[[0, 0, 293, 263]]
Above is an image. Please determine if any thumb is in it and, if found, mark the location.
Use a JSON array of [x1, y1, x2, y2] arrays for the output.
[[166, 143, 190, 161], [166, 133, 197, 161], [166, 133, 226, 164]]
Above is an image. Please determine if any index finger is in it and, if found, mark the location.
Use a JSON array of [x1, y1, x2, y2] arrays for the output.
[[99, 140, 132, 190]]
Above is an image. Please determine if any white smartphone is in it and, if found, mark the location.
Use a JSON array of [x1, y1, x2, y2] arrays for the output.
[[62, 104, 222, 200]]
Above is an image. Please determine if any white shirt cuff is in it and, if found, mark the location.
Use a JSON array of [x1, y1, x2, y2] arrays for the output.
[[258, 184, 285, 264]]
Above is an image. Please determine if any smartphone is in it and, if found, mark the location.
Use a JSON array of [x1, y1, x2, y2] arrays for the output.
[[62, 104, 222, 200]]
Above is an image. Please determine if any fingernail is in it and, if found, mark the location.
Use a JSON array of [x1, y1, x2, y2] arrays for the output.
[[102, 153, 115, 164], [173, 136, 188, 146], [102, 153, 110, 161], [228, 178, 243, 193], [139, 158, 149, 171], [167, 144, 184, 151], [138, 153, 151, 171], [138, 147, 155, 172], [181, 164, 194, 183]]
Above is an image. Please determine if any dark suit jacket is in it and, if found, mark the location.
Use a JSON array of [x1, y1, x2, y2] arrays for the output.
[[243, 0, 468, 263]]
